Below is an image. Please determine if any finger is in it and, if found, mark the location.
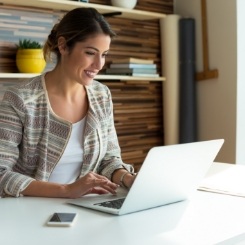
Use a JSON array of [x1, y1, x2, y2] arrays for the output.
[[91, 173, 118, 188], [93, 179, 118, 194], [91, 172, 110, 182], [89, 187, 110, 195], [94, 178, 118, 189], [93, 178, 107, 187]]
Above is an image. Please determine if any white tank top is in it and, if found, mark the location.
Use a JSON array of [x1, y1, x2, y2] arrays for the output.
[[48, 117, 86, 184]]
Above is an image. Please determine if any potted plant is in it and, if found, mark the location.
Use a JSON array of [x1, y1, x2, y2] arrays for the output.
[[16, 39, 46, 73]]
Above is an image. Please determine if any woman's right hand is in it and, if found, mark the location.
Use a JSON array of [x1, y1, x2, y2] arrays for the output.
[[64, 172, 119, 199]]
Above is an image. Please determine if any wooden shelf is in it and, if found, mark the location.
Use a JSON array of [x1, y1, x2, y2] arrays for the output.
[[0, 73, 39, 79], [0, 0, 166, 20], [0, 1, 166, 81], [96, 75, 165, 81], [0, 73, 166, 81]]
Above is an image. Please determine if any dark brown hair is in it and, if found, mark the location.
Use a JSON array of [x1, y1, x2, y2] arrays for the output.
[[43, 7, 116, 62]]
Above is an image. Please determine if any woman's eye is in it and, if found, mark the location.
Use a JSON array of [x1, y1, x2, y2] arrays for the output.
[[86, 51, 95, 56], [102, 53, 108, 58]]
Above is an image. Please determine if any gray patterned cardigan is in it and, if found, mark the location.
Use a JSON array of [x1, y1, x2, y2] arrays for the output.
[[0, 74, 133, 197]]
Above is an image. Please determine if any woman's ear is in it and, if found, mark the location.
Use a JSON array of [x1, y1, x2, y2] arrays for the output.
[[57, 36, 67, 54]]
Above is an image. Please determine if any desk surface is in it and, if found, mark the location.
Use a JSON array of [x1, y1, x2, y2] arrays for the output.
[[2, 162, 245, 245]]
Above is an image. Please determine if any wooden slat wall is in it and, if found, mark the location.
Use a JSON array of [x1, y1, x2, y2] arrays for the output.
[[0, 43, 18, 73], [0, 0, 173, 171], [102, 17, 161, 75], [103, 80, 163, 171], [92, 1, 170, 170], [0, 6, 60, 72]]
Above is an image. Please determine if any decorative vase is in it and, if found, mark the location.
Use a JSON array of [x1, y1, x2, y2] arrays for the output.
[[16, 49, 46, 73], [111, 0, 137, 9]]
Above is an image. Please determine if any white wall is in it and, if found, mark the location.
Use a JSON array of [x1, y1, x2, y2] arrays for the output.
[[174, 0, 238, 163], [236, 0, 245, 163]]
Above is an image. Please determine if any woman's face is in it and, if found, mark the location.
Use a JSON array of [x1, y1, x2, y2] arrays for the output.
[[60, 33, 111, 86]]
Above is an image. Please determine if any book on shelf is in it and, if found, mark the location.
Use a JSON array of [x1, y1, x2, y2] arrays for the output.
[[102, 72, 159, 77], [106, 67, 157, 75], [129, 73, 160, 77], [111, 58, 154, 64], [110, 63, 157, 69]]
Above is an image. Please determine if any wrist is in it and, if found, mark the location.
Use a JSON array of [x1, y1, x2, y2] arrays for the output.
[[60, 184, 70, 198], [120, 172, 135, 189]]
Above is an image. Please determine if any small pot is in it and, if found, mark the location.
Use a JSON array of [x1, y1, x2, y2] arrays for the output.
[[16, 49, 46, 73], [111, 0, 137, 9]]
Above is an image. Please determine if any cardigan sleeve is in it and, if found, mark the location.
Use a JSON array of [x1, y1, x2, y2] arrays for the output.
[[0, 89, 34, 197]]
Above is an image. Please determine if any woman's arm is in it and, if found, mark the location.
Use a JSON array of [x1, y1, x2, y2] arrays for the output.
[[112, 169, 136, 188], [21, 172, 118, 198]]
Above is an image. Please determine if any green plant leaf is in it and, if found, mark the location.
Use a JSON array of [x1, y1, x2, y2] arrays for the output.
[[17, 39, 42, 49]]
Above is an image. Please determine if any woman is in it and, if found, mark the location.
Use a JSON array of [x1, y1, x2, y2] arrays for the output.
[[0, 7, 136, 198]]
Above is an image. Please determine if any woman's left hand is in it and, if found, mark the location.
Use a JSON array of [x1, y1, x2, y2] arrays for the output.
[[122, 173, 137, 188]]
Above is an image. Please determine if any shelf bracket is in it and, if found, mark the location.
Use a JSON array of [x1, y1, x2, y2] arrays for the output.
[[196, 0, 219, 81], [102, 12, 122, 17]]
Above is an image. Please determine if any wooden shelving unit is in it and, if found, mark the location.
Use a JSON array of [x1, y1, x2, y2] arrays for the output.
[[0, 73, 165, 81], [0, 0, 166, 20], [0, 0, 166, 81]]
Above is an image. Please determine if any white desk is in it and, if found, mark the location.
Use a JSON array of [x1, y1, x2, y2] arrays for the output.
[[2, 162, 245, 245]]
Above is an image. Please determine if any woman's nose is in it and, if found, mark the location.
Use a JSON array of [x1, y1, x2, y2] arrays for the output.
[[93, 56, 104, 70]]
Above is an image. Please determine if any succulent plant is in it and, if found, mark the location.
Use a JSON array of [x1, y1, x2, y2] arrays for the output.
[[17, 39, 43, 49]]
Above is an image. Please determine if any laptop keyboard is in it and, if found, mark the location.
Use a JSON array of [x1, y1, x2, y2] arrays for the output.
[[94, 198, 125, 209]]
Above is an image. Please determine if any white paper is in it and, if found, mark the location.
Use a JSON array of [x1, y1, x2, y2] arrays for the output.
[[199, 164, 245, 197]]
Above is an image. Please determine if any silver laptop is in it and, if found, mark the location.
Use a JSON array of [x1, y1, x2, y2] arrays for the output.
[[68, 139, 224, 215]]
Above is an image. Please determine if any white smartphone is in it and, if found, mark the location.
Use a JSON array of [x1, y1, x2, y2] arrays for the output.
[[46, 212, 77, 227]]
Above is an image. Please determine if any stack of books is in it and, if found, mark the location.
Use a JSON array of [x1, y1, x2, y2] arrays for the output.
[[105, 58, 159, 77]]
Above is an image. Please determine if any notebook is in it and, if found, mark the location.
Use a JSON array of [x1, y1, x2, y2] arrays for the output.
[[68, 139, 224, 215]]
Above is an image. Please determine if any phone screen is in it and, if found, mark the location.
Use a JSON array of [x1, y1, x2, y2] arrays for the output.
[[47, 212, 77, 226]]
